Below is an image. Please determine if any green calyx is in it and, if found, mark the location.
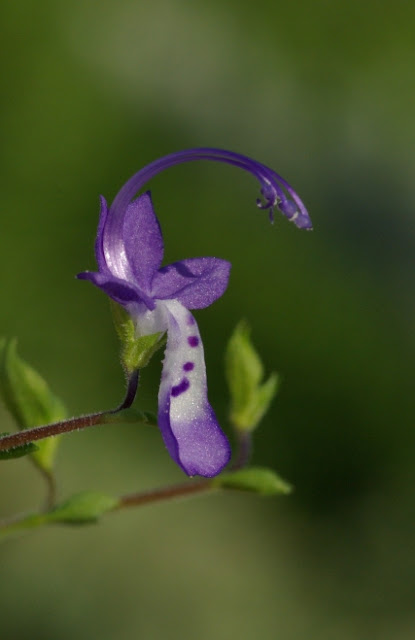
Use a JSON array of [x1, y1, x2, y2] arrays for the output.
[[110, 301, 166, 374]]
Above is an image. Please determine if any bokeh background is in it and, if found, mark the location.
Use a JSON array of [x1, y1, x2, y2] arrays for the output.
[[1, 1, 415, 638]]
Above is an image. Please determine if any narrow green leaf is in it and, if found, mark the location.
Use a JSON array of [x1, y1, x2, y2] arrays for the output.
[[0, 338, 66, 472], [0, 513, 47, 541], [46, 492, 120, 525], [212, 466, 292, 496], [225, 322, 279, 432], [110, 301, 166, 373], [0, 492, 119, 541], [225, 321, 262, 414], [0, 338, 66, 428], [242, 373, 279, 431]]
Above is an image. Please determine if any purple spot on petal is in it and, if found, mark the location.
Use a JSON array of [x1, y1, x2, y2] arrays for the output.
[[183, 361, 194, 372], [188, 336, 199, 348], [171, 378, 190, 397], [187, 314, 196, 326]]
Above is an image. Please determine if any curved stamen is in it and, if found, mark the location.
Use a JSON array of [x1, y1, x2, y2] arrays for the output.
[[103, 148, 312, 260], [256, 181, 280, 210], [267, 169, 312, 229]]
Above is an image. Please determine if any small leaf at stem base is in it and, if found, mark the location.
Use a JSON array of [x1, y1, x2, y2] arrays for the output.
[[47, 492, 120, 525], [212, 466, 292, 495]]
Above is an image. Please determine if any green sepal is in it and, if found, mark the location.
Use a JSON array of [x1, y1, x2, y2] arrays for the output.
[[225, 321, 279, 432], [46, 491, 120, 525], [0, 338, 66, 472], [212, 466, 292, 496], [0, 433, 39, 460], [110, 301, 166, 374]]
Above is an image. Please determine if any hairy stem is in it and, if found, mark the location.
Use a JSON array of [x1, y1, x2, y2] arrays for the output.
[[116, 478, 213, 510], [0, 429, 253, 539], [0, 370, 140, 453]]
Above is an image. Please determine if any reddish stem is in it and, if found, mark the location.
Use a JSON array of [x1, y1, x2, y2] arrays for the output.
[[116, 478, 213, 509], [0, 370, 139, 453]]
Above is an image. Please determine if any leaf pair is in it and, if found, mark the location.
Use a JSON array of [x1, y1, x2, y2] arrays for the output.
[[225, 322, 279, 432]]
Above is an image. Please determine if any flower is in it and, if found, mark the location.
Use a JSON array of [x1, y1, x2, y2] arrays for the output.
[[78, 148, 311, 477], [79, 192, 231, 477]]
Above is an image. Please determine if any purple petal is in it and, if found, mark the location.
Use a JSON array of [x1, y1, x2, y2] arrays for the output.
[[152, 258, 231, 309], [77, 270, 156, 310], [158, 300, 231, 477], [122, 192, 164, 292]]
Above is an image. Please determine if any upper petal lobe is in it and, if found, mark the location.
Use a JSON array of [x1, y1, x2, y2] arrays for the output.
[[152, 257, 231, 309], [122, 192, 164, 292]]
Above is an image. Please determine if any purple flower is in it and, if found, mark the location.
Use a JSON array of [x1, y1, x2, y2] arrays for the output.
[[78, 148, 311, 477]]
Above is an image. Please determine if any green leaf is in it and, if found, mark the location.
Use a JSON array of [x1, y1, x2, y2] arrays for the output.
[[0, 513, 47, 541], [225, 321, 279, 432], [212, 467, 292, 496], [46, 491, 120, 525], [244, 373, 279, 431], [0, 492, 119, 541], [0, 338, 66, 472], [0, 433, 39, 460], [110, 301, 166, 373]]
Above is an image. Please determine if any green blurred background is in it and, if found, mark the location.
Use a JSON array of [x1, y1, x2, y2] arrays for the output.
[[1, 0, 415, 638]]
